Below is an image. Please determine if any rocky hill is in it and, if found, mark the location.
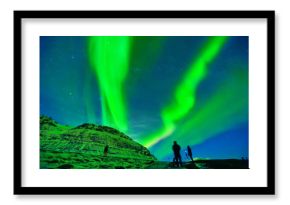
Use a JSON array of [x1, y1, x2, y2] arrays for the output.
[[40, 116, 156, 169]]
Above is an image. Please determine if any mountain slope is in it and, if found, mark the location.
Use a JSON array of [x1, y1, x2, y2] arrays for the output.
[[40, 116, 156, 169]]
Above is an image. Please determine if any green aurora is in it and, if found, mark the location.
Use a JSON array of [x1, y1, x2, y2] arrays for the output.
[[88, 36, 131, 132], [141, 37, 229, 147]]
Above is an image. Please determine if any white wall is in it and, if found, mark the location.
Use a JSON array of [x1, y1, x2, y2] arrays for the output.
[[0, 0, 287, 204]]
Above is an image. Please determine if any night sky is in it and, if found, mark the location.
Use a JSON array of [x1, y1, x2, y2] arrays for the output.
[[40, 36, 248, 161]]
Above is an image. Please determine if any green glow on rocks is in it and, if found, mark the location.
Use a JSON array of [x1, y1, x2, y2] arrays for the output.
[[142, 37, 228, 147], [88, 36, 131, 132]]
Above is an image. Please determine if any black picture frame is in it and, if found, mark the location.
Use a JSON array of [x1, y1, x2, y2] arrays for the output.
[[14, 10, 275, 195]]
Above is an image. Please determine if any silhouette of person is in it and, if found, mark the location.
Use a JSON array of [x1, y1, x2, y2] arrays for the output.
[[104, 145, 109, 156], [187, 145, 194, 162], [172, 141, 182, 167]]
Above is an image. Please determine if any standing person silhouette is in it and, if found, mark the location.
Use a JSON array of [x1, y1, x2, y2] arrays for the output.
[[104, 145, 109, 156], [187, 145, 194, 162], [172, 141, 182, 167]]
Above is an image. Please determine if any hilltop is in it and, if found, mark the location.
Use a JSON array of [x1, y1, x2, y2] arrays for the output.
[[40, 116, 156, 169]]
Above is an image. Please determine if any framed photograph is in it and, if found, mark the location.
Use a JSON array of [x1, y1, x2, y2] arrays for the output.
[[14, 10, 275, 195]]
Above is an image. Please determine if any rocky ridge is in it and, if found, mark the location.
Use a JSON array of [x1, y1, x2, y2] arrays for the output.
[[40, 116, 156, 169]]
